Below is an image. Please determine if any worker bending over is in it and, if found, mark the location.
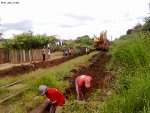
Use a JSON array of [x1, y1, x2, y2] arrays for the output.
[[39, 85, 65, 113], [75, 75, 92, 100]]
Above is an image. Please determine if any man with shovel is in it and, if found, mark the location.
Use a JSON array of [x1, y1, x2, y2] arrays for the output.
[[75, 75, 92, 100], [39, 85, 65, 113]]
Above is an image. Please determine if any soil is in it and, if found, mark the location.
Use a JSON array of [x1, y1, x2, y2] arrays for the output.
[[64, 52, 114, 100], [0, 55, 77, 78], [29, 51, 114, 113], [0, 50, 88, 78]]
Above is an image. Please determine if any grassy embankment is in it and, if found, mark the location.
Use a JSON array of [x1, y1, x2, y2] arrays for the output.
[[103, 32, 150, 113], [0, 51, 97, 113], [63, 32, 150, 113]]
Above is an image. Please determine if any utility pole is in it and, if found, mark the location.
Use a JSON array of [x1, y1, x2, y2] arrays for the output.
[[148, 3, 150, 14], [0, 18, 2, 38], [111, 35, 112, 42]]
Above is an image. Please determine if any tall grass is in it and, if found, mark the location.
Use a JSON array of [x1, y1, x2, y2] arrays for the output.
[[63, 89, 104, 113], [102, 32, 150, 113]]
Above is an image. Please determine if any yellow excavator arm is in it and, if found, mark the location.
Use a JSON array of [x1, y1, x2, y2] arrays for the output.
[[94, 30, 109, 51]]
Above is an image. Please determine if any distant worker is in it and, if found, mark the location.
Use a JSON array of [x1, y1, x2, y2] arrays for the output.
[[85, 48, 89, 54], [39, 85, 65, 113], [65, 50, 68, 56], [42, 46, 46, 61], [48, 48, 51, 59], [75, 75, 92, 100], [68, 48, 71, 55], [77, 49, 81, 56]]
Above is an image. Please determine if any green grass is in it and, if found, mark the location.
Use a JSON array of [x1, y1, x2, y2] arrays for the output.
[[102, 32, 150, 113], [0, 51, 98, 113], [63, 89, 104, 113], [0, 76, 21, 87]]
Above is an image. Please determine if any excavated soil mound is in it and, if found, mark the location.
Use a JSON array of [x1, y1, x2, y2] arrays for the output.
[[0, 55, 78, 78], [0, 48, 91, 78], [64, 52, 114, 100]]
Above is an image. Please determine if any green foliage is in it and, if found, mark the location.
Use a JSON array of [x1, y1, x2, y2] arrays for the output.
[[4, 32, 94, 51], [61, 37, 94, 53], [112, 33, 150, 73], [126, 29, 133, 35], [126, 16, 150, 34], [75, 35, 93, 46], [63, 40, 75, 49], [103, 32, 150, 113], [3, 31, 57, 50], [63, 89, 103, 113], [0, 43, 3, 48], [133, 23, 142, 32], [49, 36, 59, 44], [126, 23, 142, 35], [142, 16, 150, 31]]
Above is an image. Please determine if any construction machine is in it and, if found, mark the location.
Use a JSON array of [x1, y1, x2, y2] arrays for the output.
[[93, 30, 110, 51]]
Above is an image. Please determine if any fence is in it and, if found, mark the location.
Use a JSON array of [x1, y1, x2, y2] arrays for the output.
[[0, 49, 50, 64]]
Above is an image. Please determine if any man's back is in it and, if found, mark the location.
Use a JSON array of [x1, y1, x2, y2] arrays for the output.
[[46, 88, 65, 106], [77, 75, 92, 88]]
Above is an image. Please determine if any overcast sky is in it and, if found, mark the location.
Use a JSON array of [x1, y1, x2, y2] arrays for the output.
[[0, 0, 150, 40]]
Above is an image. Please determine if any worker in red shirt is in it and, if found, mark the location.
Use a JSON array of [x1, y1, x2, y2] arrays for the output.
[[75, 75, 92, 100], [39, 85, 65, 113]]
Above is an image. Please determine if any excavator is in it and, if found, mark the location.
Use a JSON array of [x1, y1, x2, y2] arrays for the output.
[[93, 30, 110, 51]]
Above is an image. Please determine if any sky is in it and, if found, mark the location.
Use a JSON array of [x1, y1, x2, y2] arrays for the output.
[[0, 0, 150, 40]]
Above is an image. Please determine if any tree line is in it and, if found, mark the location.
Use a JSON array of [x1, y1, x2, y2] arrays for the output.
[[1, 31, 93, 50], [126, 16, 150, 34]]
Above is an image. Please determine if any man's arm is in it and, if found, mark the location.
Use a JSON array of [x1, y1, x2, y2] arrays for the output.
[[75, 79, 80, 100]]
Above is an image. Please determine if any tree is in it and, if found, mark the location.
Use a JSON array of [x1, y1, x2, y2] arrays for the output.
[[126, 29, 133, 35], [49, 35, 59, 44], [75, 35, 93, 46], [126, 23, 142, 35], [4, 31, 52, 50], [133, 23, 142, 32], [142, 16, 150, 31]]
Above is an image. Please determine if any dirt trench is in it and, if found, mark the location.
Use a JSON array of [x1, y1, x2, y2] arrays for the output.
[[64, 52, 113, 100], [0, 54, 80, 78], [30, 52, 114, 113], [0, 49, 90, 78]]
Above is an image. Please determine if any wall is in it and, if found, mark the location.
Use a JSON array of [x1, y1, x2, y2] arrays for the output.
[[0, 49, 49, 64]]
